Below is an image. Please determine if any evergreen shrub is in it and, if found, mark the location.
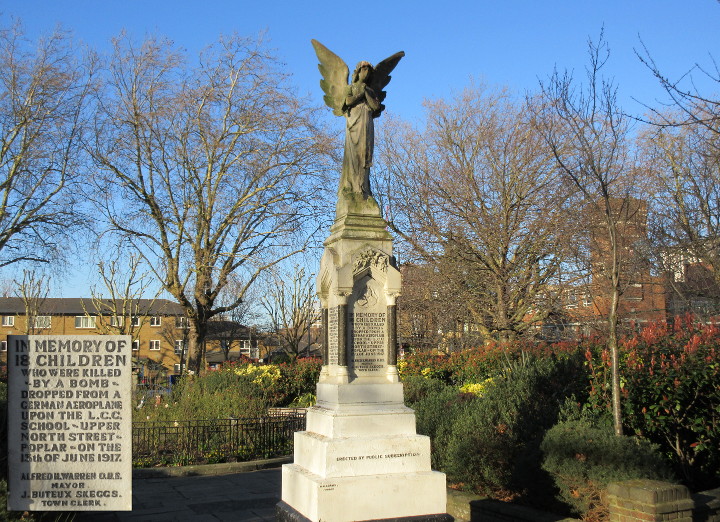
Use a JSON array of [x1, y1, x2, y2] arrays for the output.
[[135, 358, 322, 421], [407, 379, 469, 470], [541, 417, 674, 518], [274, 357, 322, 406], [445, 354, 586, 494], [408, 353, 587, 497], [584, 317, 720, 489], [403, 374, 451, 405]]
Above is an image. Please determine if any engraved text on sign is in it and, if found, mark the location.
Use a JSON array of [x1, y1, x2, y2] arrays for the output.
[[8, 335, 132, 511], [327, 306, 339, 365], [350, 311, 386, 374]]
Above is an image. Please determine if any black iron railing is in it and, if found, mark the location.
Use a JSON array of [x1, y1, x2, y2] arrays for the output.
[[132, 411, 306, 467]]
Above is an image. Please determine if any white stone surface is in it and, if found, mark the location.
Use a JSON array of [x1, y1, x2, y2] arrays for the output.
[[8, 335, 132, 512], [306, 406, 417, 438], [282, 463, 447, 522], [293, 431, 431, 477], [315, 382, 405, 409]]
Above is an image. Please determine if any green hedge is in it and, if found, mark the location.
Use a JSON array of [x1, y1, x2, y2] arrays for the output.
[[584, 318, 720, 489], [403, 319, 720, 493], [407, 353, 587, 498], [541, 416, 674, 517], [135, 359, 321, 422]]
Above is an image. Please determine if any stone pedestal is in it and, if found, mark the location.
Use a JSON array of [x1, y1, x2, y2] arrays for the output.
[[279, 199, 449, 522]]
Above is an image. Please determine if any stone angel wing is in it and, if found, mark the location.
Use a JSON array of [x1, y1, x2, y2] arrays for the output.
[[311, 39, 349, 117], [369, 51, 405, 116]]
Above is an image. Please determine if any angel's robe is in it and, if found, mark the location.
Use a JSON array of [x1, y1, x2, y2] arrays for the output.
[[340, 83, 374, 197]]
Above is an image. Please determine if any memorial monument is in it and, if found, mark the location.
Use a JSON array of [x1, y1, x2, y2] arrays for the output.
[[277, 40, 450, 522]]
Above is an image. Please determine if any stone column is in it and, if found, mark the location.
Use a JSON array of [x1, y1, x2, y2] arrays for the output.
[[387, 304, 397, 366], [282, 191, 448, 521], [337, 302, 348, 368], [321, 308, 328, 365]]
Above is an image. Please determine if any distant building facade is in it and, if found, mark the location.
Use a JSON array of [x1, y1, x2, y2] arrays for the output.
[[544, 197, 720, 339], [397, 197, 720, 347], [0, 297, 261, 378]]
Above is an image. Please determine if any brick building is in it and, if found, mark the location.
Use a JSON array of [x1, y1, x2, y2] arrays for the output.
[[0, 297, 187, 378], [0, 297, 266, 379], [552, 197, 720, 338]]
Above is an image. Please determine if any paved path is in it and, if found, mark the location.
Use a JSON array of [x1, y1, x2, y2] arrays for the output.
[[75, 467, 282, 522]]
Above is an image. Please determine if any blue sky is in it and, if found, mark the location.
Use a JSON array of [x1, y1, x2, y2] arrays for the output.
[[5, 1, 720, 119], [2, 0, 720, 296]]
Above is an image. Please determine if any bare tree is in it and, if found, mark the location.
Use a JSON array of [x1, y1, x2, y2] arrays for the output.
[[14, 269, 49, 334], [210, 275, 261, 361], [639, 117, 720, 316], [261, 265, 318, 360], [637, 42, 720, 136], [0, 278, 14, 298], [85, 252, 160, 335], [397, 261, 481, 352], [158, 316, 189, 372], [535, 30, 638, 435], [87, 33, 326, 373], [637, 45, 720, 309], [377, 84, 571, 342], [0, 23, 93, 268]]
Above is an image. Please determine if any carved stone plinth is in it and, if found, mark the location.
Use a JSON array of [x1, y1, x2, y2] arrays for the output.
[[279, 201, 448, 522]]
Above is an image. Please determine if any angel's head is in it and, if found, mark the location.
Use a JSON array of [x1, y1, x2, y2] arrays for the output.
[[352, 61, 374, 84]]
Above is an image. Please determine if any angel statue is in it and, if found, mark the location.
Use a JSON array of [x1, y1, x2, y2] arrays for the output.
[[311, 40, 404, 213]]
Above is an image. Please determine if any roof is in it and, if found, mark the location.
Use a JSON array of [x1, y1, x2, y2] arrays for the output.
[[0, 297, 184, 316], [205, 351, 254, 364], [205, 320, 252, 340]]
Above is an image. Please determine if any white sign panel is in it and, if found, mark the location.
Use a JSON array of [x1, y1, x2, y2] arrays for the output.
[[8, 335, 132, 511]]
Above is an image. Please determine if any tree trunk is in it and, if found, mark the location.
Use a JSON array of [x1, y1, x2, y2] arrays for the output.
[[608, 290, 623, 436], [608, 219, 624, 436], [187, 321, 207, 375]]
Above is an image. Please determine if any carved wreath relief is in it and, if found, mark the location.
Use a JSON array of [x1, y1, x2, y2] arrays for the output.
[[353, 249, 389, 275]]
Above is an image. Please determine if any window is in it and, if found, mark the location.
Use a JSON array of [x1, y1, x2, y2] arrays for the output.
[[75, 316, 97, 329], [240, 340, 251, 355], [31, 316, 51, 329], [565, 294, 578, 309], [130, 316, 140, 327], [149, 340, 160, 351], [132, 340, 140, 351], [110, 316, 124, 327], [0, 341, 6, 352], [173, 363, 185, 373], [174, 340, 186, 355], [2, 316, 14, 327], [150, 316, 161, 327], [176, 317, 187, 328]]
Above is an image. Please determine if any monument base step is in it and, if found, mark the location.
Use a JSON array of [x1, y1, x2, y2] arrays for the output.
[[276, 501, 453, 522], [307, 404, 417, 438], [281, 463, 448, 522], [315, 382, 406, 410], [293, 430, 432, 478]]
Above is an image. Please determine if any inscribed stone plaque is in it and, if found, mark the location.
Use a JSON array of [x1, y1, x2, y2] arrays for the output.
[[349, 275, 387, 375], [8, 335, 132, 511], [327, 307, 339, 365]]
